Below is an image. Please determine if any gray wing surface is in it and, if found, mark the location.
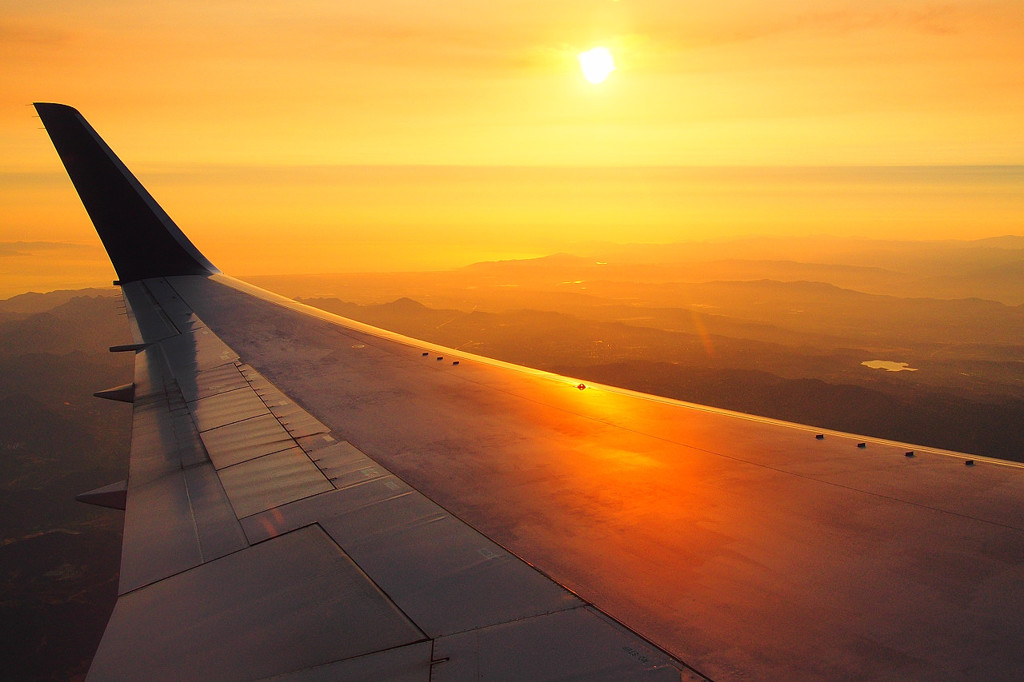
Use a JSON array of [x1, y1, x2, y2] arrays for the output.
[[90, 275, 693, 681], [38, 104, 1024, 681]]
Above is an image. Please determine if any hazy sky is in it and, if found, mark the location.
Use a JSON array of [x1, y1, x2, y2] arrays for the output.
[[2, 0, 1023, 292]]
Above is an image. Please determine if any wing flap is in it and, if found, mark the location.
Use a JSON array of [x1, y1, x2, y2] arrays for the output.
[[181, 464, 251, 559], [92, 526, 427, 681], [118, 336, 247, 593], [199, 412, 295, 469], [218, 446, 334, 518], [119, 469, 206, 593], [322, 508, 581, 637], [433, 607, 697, 682]]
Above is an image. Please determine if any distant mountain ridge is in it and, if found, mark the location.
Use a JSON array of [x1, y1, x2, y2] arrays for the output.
[[0, 288, 117, 314], [456, 236, 1024, 305]]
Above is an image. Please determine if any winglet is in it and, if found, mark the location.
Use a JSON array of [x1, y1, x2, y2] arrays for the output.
[[34, 103, 218, 283]]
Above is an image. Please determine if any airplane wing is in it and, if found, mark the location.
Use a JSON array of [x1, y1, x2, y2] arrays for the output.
[[36, 103, 1024, 681]]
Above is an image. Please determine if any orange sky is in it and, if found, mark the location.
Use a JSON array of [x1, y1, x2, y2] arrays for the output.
[[2, 1, 1023, 295]]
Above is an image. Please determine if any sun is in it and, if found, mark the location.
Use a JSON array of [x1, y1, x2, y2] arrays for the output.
[[578, 47, 615, 84]]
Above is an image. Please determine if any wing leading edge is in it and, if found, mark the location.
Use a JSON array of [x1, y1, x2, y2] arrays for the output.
[[38, 105, 1024, 681]]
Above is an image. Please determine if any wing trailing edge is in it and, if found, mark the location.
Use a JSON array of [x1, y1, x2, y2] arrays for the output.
[[34, 103, 217, 283]]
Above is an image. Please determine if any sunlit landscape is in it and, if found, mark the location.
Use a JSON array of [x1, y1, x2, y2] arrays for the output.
[[2, 0, 1024, 678]]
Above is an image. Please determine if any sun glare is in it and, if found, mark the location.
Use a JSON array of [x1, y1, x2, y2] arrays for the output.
[[578, 47, 615, 84]]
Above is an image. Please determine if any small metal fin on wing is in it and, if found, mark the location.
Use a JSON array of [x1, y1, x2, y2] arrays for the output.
[[94, 382, 136, 403], [76, 480, 128, 510], [109, 343, 150, 353]]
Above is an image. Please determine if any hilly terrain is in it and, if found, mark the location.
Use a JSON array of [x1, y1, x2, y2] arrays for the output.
[[0, 290, 131, 681]]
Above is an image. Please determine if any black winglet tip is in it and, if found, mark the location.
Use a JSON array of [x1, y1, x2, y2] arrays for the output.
[[36, 103, 220, 281], [34, 102, 79, 115]]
